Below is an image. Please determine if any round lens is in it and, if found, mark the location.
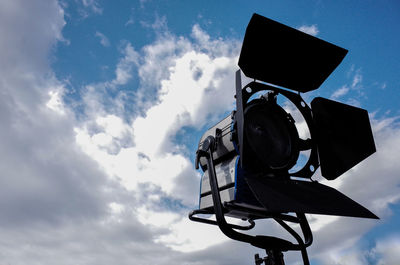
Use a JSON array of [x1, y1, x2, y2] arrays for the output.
[[244, 101, 299, 170]]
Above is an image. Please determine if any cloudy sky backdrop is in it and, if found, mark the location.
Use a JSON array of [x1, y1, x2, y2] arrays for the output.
[[1, 0, 399, 264]]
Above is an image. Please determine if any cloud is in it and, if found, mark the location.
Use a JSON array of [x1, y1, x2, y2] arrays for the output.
[[0, 0, 65, 75], [297, 24, 319, 36], [2, 1, 400, 264], [74, 22, 240, 207], [95, 31, 110, 47], [81, 0, 102, 14], [72, 20, 241, 253], [0, 0, 114, 232], [331, 85, 350, 99], [46, 88, 67, 115], [313, 235, 400, 265], [112, 42, 140, 85], [372, 235, 400, 265], [352, 71, 362, 89], [330, 67, 363, 102], [125, 8, 135, 26], [0, 1, 161, 264]]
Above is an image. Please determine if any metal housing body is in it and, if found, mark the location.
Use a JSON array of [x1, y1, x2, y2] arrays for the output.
[[198, 114, 236, 170]]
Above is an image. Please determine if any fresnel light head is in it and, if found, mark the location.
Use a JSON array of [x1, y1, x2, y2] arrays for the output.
[[189, 13, 378, 265], [241, 92, 298, 170]]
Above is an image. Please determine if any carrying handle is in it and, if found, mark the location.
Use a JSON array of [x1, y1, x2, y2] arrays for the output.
[[189, 209, 255, 231]]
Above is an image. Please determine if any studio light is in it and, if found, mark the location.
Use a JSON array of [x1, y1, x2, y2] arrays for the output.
[[189, 13, 378, 265]]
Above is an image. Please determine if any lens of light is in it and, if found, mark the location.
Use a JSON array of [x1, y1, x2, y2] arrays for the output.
[[244, 100, 299, 170]]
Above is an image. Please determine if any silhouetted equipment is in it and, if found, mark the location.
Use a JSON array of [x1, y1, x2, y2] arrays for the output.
[[189, 13, 378, 265], [310, 97, 376, 180], [238, 13, 348, 93]]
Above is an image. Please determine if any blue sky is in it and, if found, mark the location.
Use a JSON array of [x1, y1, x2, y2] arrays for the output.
[[1, 0, 399, 264]]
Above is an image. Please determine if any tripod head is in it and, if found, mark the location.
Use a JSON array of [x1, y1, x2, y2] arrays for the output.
[[255, 251, 285, 265]]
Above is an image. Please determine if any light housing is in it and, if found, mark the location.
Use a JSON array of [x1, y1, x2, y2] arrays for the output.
[[196, 78, 377, 219], [194, 12, 377, 219]]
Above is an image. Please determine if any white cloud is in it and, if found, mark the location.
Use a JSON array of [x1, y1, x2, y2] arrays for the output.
[[155, 215, 228, 252], [125, 8, 135, 26], [74, 22, 240, 201], [70, 22, 242, 254], [81, 0, 102, 14], [352, 72, 363, 88], [331, 85, 350, 99], [74, 43, 140, 120], [96, 115, 131, 138], [320, 249, 368, 265], [297, 24, 319, 36], [140, 14, 168, 32], [372, 236, 400, 265], [46, 88, 66, 115], [331, 68, 364, 101], [95, 31, 110, 47], [112, 42, 140, 85], [313, 235, 400, 265], [133, 51, 237, 156]]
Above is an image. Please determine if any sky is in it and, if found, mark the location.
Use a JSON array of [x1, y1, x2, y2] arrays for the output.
[[0, 0, 399, 264]]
